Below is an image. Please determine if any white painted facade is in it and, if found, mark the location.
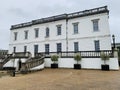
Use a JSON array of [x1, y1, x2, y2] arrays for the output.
[[6, 6, 119, 70], [9, 14, 111, 55]]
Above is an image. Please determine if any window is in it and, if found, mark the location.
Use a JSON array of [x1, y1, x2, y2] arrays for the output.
[[13, 47, 16, 53], [34, 45, 38, 53], [92, 19, 99, 31], [57, 25, 61, 35], [57, 43, 62, 53], [46, 27, 49, 37], [24, 46, 27, 52], [45, 44, 49, 54], [24, 31, 28, 39], [35, 28, 39, 38], [74, 42, 79, 52], [14, 32, 18, 41], [94, 40, 100, 51], [73, 23, 78, 34]]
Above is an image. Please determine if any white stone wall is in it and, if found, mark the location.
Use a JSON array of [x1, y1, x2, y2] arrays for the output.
[[45, 58, 119, 70]]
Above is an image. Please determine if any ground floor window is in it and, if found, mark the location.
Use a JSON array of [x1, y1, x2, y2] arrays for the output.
[[24, 46, 27, 52], [45, 44, 49, 54], [13, 47, 16, 53], [57, 43, 62, 53], [34, 45, 38, 53], [74, 42, 79, 52], [94, 40, 100, 51]]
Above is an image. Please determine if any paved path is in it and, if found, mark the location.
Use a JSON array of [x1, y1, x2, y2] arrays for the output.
[[0, 69, 120, 90]]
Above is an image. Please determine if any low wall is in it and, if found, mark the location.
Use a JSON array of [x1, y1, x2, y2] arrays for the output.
[[45, 58, 119, 70]]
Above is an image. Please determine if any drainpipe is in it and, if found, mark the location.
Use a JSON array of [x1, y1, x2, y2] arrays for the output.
[[66, 16, 68, 55]]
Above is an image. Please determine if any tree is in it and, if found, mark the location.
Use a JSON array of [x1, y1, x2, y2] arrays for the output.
[[100, 52, 109, 65], [74, 54, 82, 64], [51, 55, 59, 64]]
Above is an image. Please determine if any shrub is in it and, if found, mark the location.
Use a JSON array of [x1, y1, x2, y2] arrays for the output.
[[74, 54, 82, 64], [51, 55, 59, 64], [100, 52, 109, 65]]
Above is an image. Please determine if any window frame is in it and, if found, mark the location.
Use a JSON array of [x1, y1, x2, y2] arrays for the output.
[[56, 25, 62, 35], [34, 45, 39, 54], [92, 19, 99, 32], [73, 22, 79, 34], [57, 43, 62, 53], [45, 44, 49, 54], [34, 28, 39, 38], [24, 30, 28, 40], [94, 40, 100, 51], [14, 32, 18, 41], [45, 27, 49, 38], [24, 46, 27, 52], [74, 42, 79, 52], [13, 46, 16, 53]]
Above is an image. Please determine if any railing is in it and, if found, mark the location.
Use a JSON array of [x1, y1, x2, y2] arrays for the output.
[[12, 52, 31, 58], [21, 56, 44, 72], [32, 14, 67, 25], [36, 50, 114, 58], [11, 6, 108, 30], [68, 6, 108, 18]]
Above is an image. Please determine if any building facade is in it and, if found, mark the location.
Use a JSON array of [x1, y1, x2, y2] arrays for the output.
[[9, 6, 111, 56]]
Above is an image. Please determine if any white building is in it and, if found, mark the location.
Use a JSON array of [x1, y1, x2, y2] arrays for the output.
[[9, 6, 111, 55], [4, 6, 119, 70]]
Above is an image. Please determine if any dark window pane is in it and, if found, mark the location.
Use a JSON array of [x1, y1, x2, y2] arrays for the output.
[[93, 20, 99, 31], [13, 47, 16, 53], [34, 45, 38, 53], [57, 43, 62, 53], [24, 46, 27, 52], [45, 44, 49, 54], [73, 24, 78, 34], [94, 40, 100, 51], [57, 26, 61, 35], [25, 31, 28, 39], [35, 28, 39, 38], [46, 28, 49, 37], [14, 32, 18, 40], [74, 42, 79, 52]]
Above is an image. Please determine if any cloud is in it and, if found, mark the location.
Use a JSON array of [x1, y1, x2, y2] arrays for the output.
[[0, 0, 120, 49]]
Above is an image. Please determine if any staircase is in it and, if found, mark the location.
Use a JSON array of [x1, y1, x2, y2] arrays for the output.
[[0, 52, 31, 70], [0, 54, 13, 70], [20, 53, 45, 72]]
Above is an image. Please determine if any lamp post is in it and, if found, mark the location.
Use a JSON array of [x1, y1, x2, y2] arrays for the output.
[[112, 35, 115, 50]]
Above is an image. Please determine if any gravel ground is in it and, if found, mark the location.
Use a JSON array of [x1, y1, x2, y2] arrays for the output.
[[0, 68, 120, 90]]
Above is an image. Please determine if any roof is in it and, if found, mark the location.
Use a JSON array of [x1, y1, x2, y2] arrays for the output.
[[10, 6, 109, 30]]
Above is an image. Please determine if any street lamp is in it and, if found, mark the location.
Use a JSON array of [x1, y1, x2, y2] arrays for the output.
[[112, 34, 115, 50]]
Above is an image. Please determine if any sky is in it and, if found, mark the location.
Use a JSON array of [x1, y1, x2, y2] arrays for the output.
[[0, 0, 120, 50]]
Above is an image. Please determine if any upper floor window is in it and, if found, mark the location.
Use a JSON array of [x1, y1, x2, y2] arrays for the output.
[[14, 32, 18, 41], [24, 31, 28, 39], [45, 27, 49, 38], [73, 23, 79, 34], [35, 28, 39, 38], [57, 43, 62, 53], [74, 42, 79, 52], [57, 25, 61, 35], [94, 40, 100, 51], [92, 19, 99, 32], [45, 44, 49, 54]]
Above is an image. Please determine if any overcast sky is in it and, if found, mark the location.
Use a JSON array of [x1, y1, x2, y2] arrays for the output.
[[0, 0, 120, 49]]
